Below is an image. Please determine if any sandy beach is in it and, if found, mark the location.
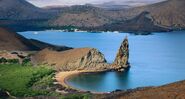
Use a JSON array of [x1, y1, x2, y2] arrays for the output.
[[55, 71, 83, 88], [55, 70, 112, 92]]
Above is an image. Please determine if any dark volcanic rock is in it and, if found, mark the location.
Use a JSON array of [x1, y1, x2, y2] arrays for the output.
[[113, 36, 129, 71]]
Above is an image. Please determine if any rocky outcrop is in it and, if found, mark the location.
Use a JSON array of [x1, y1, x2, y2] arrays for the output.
[[32, 37, 130, 72], [112, 36, 129, 71], [32, 48, 110, 71]]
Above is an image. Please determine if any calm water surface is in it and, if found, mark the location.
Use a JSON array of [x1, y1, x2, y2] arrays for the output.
[[19, 31, 185, 92]]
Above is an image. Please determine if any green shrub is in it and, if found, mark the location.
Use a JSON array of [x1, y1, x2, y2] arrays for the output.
[[7, 59, 19, 64], [0, 64, 55, 97], [27, 68, 54, 87], [0, 58, 7, 63], [0, 58, 19, 64], [22, 58, 31, 66]]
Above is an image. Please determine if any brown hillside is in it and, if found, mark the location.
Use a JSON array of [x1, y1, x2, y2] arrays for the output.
[[102, 80, 185, 99], [32, 48, 108, 71], [0, 27, 39, 51], [0, 27, 72, 51], [49, 5, 114, 27], [122, 0, 185, 28], [50, 0, 185, 30]]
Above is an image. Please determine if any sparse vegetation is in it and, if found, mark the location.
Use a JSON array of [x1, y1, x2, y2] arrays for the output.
[[22, 58, 32, 66], [0, 64, 91, 99], [0, 58, 19, 64]]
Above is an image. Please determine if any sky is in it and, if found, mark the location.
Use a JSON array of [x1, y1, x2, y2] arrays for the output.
[[27, 0, 166, 7]]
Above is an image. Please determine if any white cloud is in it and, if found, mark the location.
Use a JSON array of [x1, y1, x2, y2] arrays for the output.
[[27, 0, 165, 7]]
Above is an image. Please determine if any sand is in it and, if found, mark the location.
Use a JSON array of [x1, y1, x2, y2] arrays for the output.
[[55, 70, 110, 92], [55, 71, 82, 88]]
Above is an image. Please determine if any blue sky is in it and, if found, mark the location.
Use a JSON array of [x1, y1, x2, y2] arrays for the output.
[[27, 0, 165, 7]]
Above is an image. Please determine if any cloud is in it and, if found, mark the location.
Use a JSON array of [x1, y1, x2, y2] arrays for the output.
[[27, 0, 165, 7]]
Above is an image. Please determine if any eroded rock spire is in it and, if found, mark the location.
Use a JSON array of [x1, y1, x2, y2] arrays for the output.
[[113, 36, 130, 71]]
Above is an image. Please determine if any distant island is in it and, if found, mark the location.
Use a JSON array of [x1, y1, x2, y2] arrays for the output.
[[0, 0, 185, 32]]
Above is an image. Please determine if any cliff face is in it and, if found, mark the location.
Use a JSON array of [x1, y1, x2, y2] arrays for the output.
[[113, 37, 129, 71], [32, 48, 109, 71]]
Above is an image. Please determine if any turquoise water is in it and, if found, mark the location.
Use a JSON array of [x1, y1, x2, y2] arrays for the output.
[[19, 31, 185, 92]]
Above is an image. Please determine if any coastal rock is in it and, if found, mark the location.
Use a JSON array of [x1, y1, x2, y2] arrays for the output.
[[113, 36, 130, 71], [32, 37, 131, 72], [31, 48, 109, 71]]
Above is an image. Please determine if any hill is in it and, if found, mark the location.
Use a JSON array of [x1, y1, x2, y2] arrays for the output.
[[0, 27, 72, 51], [49, 5, 114, 27], [0, 0, 59, 31], [0, 0, 184, 32], [92, 12, 170, 32], [50, 0, 185, 31], [102, 80, 185, 99], [0, 0, 56, 20], [116, 0, 185, 29], [0, 27, 39, 51]]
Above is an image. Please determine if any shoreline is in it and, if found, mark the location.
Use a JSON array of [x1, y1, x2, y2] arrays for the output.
[[55, 70, 113, 94]]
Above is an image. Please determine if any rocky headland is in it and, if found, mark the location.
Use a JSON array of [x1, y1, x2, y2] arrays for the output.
[[0, 27, 130, 93], [30, 36, 130, 91], [31, 48, 109, 71], [0, 26, 130, 74], [31, 37, 130, 72], [0, 27, 72, 65]]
